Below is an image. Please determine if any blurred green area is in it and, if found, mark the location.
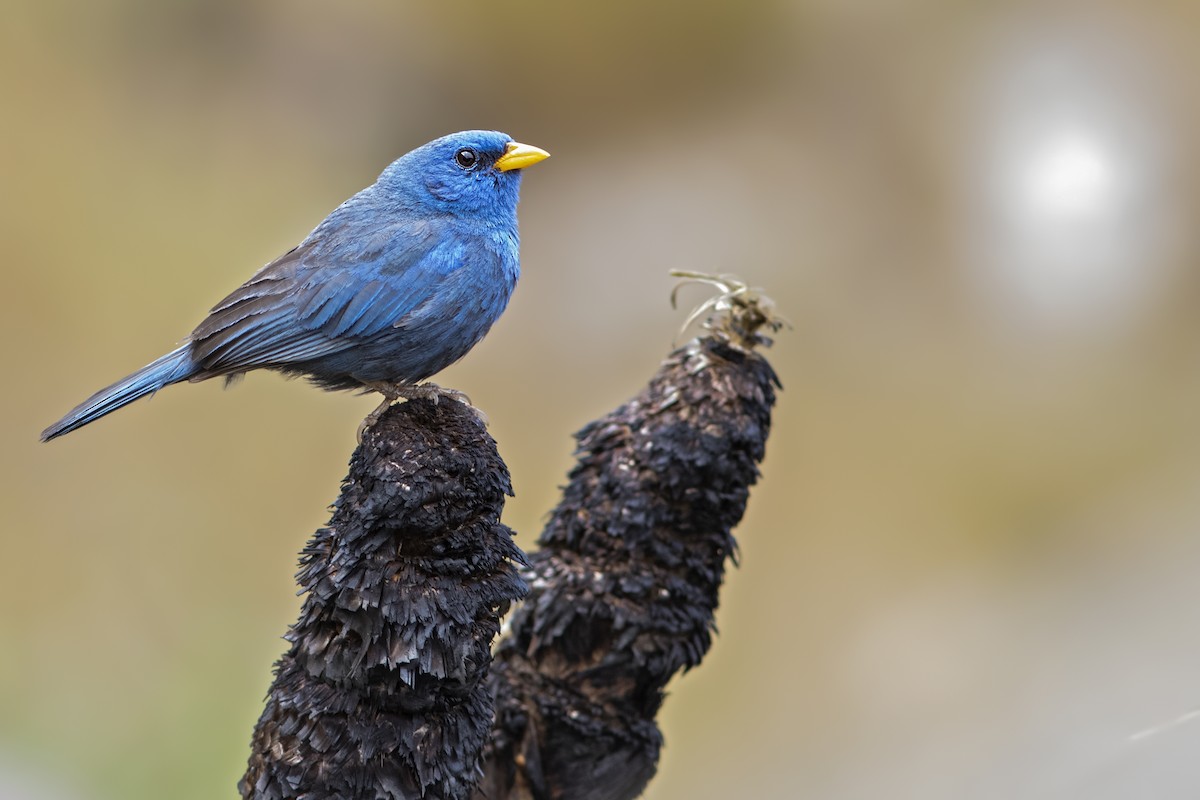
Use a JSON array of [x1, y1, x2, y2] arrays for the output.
[[5, 1, 1200, 798]]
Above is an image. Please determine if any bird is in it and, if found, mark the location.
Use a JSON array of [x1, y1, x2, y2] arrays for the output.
[[41, 130, 549, 442]]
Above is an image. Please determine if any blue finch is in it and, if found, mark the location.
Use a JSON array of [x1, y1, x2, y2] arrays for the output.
[[41, 130, 548, 442]]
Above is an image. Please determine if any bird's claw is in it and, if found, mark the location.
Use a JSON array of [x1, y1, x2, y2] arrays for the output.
[[414, 383, 488, 426], [357, 382, 486, 442]]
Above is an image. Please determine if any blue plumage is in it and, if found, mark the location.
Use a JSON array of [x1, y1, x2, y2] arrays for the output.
[[41, 130, 548, 442]]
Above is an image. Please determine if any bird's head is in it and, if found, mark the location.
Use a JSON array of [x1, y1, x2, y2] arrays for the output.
[[379, 130, 549, 218]]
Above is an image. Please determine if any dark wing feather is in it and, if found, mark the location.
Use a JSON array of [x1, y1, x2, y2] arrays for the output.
[[188, 215, 463, 374]]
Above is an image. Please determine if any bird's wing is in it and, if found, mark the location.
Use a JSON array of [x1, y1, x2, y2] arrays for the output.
[[188, 215, 472, 372]]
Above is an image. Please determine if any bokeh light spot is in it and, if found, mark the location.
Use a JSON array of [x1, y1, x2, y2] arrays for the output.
[[1020, 130, 1116, 221]]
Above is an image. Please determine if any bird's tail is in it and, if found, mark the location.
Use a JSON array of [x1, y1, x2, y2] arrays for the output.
[[41, 346, 196, 442]]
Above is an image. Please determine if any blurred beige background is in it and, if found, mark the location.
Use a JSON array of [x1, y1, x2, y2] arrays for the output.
[[5, 1, 1200, 798]]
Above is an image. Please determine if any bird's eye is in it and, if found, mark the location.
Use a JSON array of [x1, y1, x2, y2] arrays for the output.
[[454, 148, 479, 169]]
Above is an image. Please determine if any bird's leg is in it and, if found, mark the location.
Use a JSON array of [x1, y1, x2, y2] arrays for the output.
[[357, 382, 486, 441], [358, 382, 405, 442]]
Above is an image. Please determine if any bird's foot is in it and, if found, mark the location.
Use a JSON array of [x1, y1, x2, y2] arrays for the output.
[[411, 383, 488, 426], [357, 382, 486, 442]]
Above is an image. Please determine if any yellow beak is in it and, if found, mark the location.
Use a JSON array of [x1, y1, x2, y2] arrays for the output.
[[494, 141, 550, 172]]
